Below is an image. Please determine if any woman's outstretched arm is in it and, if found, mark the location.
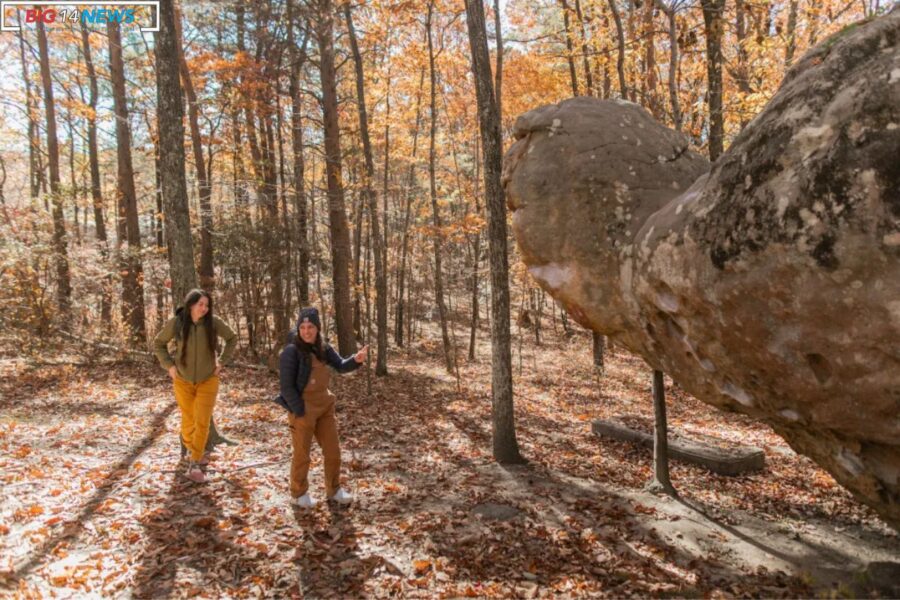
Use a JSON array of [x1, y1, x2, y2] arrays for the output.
[[326, 345, 363, 374]]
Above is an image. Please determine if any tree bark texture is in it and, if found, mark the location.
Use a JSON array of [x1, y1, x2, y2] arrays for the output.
[[155, 0, 199, 305], [700, 0, 726, 161], [108, 20, 147, 343], [315, 0, 356, 354], [36, 20, 73, 317], [345, 3, 388, 375], [465, 0, 524, 464]]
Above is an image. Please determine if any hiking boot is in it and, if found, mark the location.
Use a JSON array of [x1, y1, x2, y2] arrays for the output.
[[294, 494, 317, 508], [198, 452, 212, 466], [185, 462, 207, 483], [329, 488, 353, 505]]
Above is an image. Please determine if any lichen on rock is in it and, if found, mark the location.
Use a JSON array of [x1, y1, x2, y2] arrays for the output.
[[503, 8, 900, 530]]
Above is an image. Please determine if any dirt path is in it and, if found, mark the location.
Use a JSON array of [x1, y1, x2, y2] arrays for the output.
[[1, 336, 897, 597]]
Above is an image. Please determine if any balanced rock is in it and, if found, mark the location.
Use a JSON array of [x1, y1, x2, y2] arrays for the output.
[[502, 10, 900, 529]]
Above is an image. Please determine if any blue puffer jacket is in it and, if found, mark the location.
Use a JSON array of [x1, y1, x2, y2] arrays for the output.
[[276, 337, 360, 416]]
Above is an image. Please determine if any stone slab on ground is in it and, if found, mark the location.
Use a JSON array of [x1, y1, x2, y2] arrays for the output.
[[472, 503, 520, 521], [592, 416, 765, 476]]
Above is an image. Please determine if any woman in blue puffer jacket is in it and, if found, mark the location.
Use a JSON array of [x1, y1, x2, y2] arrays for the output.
[[278, 307, 367, 508]]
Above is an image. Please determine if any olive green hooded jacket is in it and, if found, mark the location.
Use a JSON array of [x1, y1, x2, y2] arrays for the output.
[[153, 313, 237, 383]]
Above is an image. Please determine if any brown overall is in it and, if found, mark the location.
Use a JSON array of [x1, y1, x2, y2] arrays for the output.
[[288, 356, 342, 498]]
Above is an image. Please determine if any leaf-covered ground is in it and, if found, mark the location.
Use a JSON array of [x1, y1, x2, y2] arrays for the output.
[[1, 331, 897, 598]]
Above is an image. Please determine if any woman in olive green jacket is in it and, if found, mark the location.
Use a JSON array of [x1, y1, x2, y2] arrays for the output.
[[153, 289, 237, 482]]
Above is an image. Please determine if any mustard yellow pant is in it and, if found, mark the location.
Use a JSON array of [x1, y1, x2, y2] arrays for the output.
[[173, 375, 219, 462], [288, 397, 341, 498]]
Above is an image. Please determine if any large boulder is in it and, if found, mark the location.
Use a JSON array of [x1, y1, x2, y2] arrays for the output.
[[502, 10, 900, 529]]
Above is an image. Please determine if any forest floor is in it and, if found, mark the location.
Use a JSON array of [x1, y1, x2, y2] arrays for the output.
[[0, 327, 898, 598]]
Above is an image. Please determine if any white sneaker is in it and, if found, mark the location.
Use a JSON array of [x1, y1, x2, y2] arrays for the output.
[[294, 493, 317, 508], [330, 488, 353, 505], [185, 462, 207, 483]]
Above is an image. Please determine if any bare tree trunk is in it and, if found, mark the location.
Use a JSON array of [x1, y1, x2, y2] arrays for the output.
[[574, 0, 594, 96], [18, 31, 41, 200], [559, 0, 580, 95], [108, 20, 147, 344], [425, 0, 456, 373], [700, 0, 726, 161], [155, 0, 198, 306], [465, 0, 524, 464], [425, 1, 455, 373], [733, 0, 752, 130], [345, 3, 388, 375], [352, 169, 363, 336], [80, 23, 112, 322], [592, 331, 605, 369], [153, 145, 166, 329], [315, 0, 356, 354], [493, 0, 503, 111], [381, 64, 393, 334], [155, 0, 234, 446], [275, 67, 292, 324], [784, 0, 800, 66], [468, 133, 482, 361], [65, 113, 80, 245], [641, 0, 659, 116], [288, 0, 310, 306], [607, 0, 628, 101], [0, 155, 6, 212], [36, 20, 73, 318], [656, 0, 683, 131], [174, 7, 214, 288], [245, 3, 287, 347], [395, 68, 425, 347], [647, 370, 675, 494]]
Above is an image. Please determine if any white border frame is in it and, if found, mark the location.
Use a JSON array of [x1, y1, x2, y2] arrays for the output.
[[2, 1, 160, 33]]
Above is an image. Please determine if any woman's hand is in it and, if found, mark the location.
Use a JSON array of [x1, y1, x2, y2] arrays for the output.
[[214, 363, 222, 376], [168, 365, 177, 379], [354, 345, 369, 363]]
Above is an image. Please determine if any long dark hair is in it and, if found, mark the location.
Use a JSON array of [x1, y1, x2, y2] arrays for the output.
[[175, 288, 217, 366]]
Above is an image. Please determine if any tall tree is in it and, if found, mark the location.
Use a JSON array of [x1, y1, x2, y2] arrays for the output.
[[733, 0, 752, 130], [700, 0, 726, 161], [425, 1, 455, 373], [314, 0, 356, 354], [35, 20, 73, 317], [17, 31, 41, 200], [287, 0, 310, 307], [608, 0, 628, 99], [655, 0, 683, 131], [175, 7, 215, 288], [245, 1, 287, 344], [0, 154, 6, 211], [641, 0, 659, 116], [345, 2, 388, 376], [784, 0, 800, 66], [156, 0, 231, 452], [108, 19, 147, 343], [79, 23, 111, 325], [573, 0, 594, 96], [492, 0, 503, 113], [156, 0, 198, 305], [395, 68, 425, 348], [464, 0, 524, 464], [559, 0, 580, 95]]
